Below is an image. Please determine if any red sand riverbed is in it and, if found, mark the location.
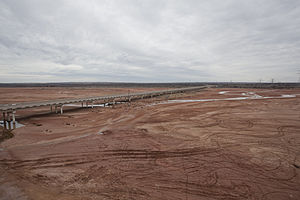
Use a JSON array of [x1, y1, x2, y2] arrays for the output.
[[1, 87, 300, 200]]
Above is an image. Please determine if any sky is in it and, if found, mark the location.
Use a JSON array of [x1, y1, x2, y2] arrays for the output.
[[0, 0, 300, 83]]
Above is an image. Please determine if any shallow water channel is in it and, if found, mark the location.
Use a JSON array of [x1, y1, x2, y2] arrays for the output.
[[168, 92, 296, 103], [0, 120, 24, 129], [153, 91, 297, 105]]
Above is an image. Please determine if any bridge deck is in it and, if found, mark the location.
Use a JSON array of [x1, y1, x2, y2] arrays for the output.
[[0, 86, 208, 112]]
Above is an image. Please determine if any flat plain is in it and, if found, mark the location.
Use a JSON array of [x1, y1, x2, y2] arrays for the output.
[[0, 87, 300, 200]]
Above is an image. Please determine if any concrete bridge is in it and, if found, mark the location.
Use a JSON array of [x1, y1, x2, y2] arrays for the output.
[[0, 86, 209, 129]]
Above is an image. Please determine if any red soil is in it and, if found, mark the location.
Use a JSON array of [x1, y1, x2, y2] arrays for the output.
[[0, 87, 300, 200]]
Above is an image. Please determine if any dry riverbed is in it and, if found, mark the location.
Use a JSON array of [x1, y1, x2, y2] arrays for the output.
[[1, 87, 300, 200]]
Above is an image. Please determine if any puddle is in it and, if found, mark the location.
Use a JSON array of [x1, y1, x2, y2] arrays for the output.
[[218, 91, 229, 94], [281, 94, 296, 98], [252, 94, 263, 98], [0, 121, 24, 129], [241, 92, 263, 98], [168, 97, 249, 103]]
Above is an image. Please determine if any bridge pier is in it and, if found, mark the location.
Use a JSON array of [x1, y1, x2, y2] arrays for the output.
[[12, 110, 16, 129], [112, 99, 116, 108], [2, 112, 7, 130], [7, 112, 11, 130], [50, 105, 53, 112], [60, 105, 63, 114], [55, 105, 58, 113], [128, 97, 132, 106], [81, 102, 83, 107]]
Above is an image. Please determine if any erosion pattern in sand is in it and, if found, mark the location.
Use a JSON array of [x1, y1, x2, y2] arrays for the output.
[[0, 88, 300, 200]]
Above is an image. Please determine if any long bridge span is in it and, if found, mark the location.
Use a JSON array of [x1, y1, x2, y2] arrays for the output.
[[0, 86, 209, 129]]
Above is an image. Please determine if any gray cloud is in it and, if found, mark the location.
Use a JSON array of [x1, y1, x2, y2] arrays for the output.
[[0, 0, 300, 82]]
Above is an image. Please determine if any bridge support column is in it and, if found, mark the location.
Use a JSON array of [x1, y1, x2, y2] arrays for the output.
[[112, 99, 116, 108], [2, 112, 7, 130], [60, 105, 63, 114], [12, 110, 16, 129], [81, 102, 83, 107], [91, 101, 94, 108], [7, 112, 11, 130], [55, 105, 58, 114], [128, 97, 132, 106], [50, 105, 53, 112]]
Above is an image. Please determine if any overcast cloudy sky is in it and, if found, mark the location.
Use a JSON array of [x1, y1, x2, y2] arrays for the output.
[[0, 0, 300, 83]]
